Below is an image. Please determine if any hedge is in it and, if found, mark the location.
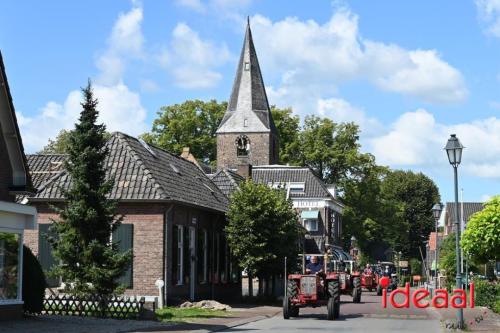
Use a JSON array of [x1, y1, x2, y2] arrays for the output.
[[22, 245, 46, 314]]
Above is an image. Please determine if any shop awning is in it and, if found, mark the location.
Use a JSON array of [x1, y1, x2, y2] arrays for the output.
[[301, 210, 319, 219]]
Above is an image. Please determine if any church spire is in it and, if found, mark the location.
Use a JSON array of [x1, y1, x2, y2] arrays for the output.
[[217, 18, 276, 134]]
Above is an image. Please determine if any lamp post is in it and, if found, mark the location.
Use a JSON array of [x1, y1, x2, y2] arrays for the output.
[[431, 203, 443, 288], [444, 134, 464, 329]]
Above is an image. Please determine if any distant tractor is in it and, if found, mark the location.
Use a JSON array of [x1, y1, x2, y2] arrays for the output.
[[330, 260, 362, 303], [283, 254, 341, 320], [361, 270, 376, 292], [374, 262, 398, 296]]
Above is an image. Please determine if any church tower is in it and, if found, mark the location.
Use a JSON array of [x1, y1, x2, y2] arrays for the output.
[[216, 19, 279, 170]]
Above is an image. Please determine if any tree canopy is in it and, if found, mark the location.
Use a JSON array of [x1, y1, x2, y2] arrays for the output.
[[380, 170, 440, 259], [141, 99, 226, 165], [461, 196, 500, 263], [39, 129, 111, 154], [225, 180, 303, 279], [49, 82, 131, 297]]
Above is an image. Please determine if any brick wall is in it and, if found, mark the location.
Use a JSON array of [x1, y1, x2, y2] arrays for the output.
[[24, 202, 166, 297], [217, 132, 278, 170]]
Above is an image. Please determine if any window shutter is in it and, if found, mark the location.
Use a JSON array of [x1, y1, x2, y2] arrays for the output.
[[38, 223, 59, 287], [113, 224, 133, 288]]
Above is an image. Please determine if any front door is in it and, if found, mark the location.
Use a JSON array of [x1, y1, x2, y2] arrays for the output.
[[189, 227, 196, 300]]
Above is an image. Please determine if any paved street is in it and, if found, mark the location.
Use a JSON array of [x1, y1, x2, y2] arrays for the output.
[[222, 290, 442, 333]]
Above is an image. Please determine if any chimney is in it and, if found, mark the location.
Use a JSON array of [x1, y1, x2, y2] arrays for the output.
[[237, 164, 252, 179], [180, 147, 190, 159]]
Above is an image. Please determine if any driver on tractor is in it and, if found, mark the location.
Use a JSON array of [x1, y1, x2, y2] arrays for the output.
[[305, 255, 324, 274], [363, 264, 372, 275]]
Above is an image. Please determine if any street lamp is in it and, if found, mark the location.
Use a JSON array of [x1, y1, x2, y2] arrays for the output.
[[444, 134, 464, 329], [431, 203, 443, 289]]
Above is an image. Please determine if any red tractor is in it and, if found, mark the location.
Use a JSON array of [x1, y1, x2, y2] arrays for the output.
[[374, 262, 398, 296], [361, 271, 377, 292], [283, 254, 341, 320], [330, 260, 362, 303]]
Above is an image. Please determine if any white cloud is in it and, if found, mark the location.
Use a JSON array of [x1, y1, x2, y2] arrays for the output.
[[475, 0, 500, 37], [176, 0, 206, 13], [176, 0, 252, 23], [19, 3, 148, 152], [250, 7, 467, 105], [97, 5, 144, 85], [317, 98, 383, 137], [162, 23, 232, 89], [369, 110, 500, 179]]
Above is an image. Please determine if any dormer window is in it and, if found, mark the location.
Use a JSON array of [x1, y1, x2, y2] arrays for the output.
[[289, 182, 305, 193], [236, 135, 250, 157], [244, 62, 250, 71]]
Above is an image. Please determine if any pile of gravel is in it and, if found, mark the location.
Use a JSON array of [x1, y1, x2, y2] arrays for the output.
[[179, 300, 232, 311]]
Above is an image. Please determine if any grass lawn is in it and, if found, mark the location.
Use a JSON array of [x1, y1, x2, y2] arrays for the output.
[[155, 307, 231, 323]]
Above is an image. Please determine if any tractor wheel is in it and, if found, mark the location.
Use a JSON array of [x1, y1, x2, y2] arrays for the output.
[[287, 280, 298, 299], [376, 285, 382, 296], [353, 277, 362, 303], [327, 280, 340, 320], [283, 297, 291, 319]]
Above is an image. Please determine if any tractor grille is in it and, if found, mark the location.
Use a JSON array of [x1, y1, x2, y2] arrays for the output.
[[300, 276, 316, 295]]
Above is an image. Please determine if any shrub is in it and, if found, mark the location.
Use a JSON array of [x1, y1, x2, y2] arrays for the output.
[[22, 245, 46, 314], [473, 279, 500, 310]]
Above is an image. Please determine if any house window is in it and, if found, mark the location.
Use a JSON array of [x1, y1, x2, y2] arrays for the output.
[[236, 135, 250, 157], [197, 229, 208, 284], [172, 225, 184, 285], [0, 230, 21, 302], [183, 227, 190, 285], [289, 182, 305, 193], [304, 219, 318, 232], [215, 233, 220, 283], [220, 236, 227, 283], [112, 224, 134, 288]]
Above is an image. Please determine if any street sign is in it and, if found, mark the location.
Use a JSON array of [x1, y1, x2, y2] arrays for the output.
[[399, 260, 409, 268]]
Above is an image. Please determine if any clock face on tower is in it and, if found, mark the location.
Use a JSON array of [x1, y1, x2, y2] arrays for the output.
[[236, 135, 250, 157]]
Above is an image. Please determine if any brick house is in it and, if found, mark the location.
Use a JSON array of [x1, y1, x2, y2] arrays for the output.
[[0, 51, 37, 319], [24, 132, 240, 304], [212, 21, 347, 258], [443, 202, 483, 236]]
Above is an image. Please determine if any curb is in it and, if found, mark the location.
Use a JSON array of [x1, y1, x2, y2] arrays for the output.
[[190, 312, 279, 333]]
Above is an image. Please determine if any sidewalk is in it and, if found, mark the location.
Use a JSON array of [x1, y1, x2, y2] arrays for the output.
[[126, 305, 281, 333], [429, 306, 500, 332]]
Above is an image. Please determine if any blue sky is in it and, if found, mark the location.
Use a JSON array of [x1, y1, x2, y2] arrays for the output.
[[1, 0, 499, 203]]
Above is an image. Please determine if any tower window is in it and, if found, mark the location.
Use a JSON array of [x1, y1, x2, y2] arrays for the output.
[[235, 135, 250, 157], [244, 118, 248, 127], [244, 62, 250, 71]]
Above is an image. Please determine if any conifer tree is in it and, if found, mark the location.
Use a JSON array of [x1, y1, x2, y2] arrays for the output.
[[49, 81, 131, 297]]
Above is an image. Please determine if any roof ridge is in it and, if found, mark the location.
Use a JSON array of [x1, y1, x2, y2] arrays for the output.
[[28, 153, 67, 157], [34, 169, 68, 194], [113, 133, 169, 200], [115, 131, 205, 170], [223, 169, 241, 187]]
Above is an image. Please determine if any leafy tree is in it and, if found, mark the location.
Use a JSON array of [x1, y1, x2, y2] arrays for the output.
[[141, 99, 226, 165], [461, 196, 500, 263], [380, 170, 440, 259], [342, 160, 403, 260], [225, 181, 302, 293], [270, 106, 299, 164], [49, 81, 131, 297], [294, 116, 362, 187], [39, 129, 111, 154]]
